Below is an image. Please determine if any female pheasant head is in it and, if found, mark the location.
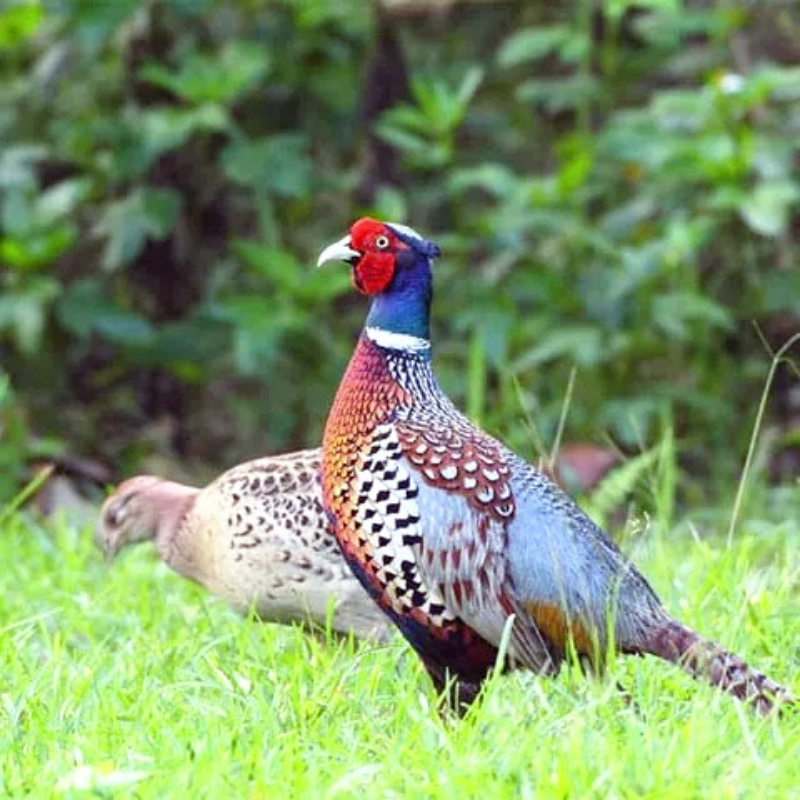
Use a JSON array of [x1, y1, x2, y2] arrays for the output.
[[96, 476, 196, 561], [317, 218, 441, 349]]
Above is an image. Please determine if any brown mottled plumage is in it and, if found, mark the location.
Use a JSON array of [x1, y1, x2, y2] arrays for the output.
[[96, 449, 390, 641]]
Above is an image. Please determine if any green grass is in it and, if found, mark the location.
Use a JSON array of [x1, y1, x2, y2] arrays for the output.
[[1, 495, 798, 799]]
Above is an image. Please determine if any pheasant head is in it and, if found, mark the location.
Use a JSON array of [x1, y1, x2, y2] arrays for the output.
[[96, 476, 196, 561], [317, 218, 441, 345]]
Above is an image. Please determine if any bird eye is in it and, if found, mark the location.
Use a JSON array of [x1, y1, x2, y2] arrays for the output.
[[375, 235, 390, 250], [105, 502, 126, 527]]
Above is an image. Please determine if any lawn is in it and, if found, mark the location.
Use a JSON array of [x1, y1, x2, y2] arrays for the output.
[[1, 488, 798, 798]]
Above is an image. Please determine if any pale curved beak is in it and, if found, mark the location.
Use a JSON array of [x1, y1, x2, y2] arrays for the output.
[[316, 235, 360, 267]]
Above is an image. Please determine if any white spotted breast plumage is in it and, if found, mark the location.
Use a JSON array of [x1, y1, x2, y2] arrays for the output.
[[354, 424, 456, 627]]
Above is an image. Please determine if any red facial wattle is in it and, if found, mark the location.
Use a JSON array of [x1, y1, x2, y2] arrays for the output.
[[348, 217, 408, 296], [352, 251, 396, 294]]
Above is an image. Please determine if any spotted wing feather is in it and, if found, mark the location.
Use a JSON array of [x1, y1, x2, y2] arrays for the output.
[[396, 415, 515, 521], [394, 420, 561, 673]]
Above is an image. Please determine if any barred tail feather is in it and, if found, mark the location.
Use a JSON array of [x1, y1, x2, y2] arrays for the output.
[[646, 619, 795, 716]]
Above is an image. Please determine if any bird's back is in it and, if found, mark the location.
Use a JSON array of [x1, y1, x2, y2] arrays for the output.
[[185, 449, 390, 639]]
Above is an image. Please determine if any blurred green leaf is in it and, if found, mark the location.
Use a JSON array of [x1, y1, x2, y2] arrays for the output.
[[57, 279, 155, 345], [0, 224, 75, 271], [761, 271, 800, 314], [140, 41, 271, 104], [514, 327, 605, 370], [498, 26, 588, 68], [139, 104, 231, 158], [222, 134, 312, 198], [135, 314, 229, 374], [0, 145, 47, 189], [652, 293, 733, 340], [449, 164, 517, 198], [376, 71, 482, 171], [0, 277, 59, 354], [98, 188, 181, 272], [0, 3, 43, 49], [738, 181, 800, 237], [516, 75, 598, 112], [216, 294, 303, 375], [36, 178, 92, 223], [0, 371, 30, 500]]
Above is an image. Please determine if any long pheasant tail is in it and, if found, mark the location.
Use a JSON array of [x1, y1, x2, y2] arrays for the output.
[[648, 618, 796, 716]]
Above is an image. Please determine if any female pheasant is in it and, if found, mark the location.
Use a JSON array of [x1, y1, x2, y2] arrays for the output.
[[317, 217, 796, 715], [97, 450, 389, 641]]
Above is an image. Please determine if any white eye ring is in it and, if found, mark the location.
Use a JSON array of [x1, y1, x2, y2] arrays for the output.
[[375, 235, 390, 250]]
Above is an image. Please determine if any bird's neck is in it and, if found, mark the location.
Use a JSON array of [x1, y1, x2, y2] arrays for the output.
[[151, 483, 197, 559], [363, 256, 432, 353]]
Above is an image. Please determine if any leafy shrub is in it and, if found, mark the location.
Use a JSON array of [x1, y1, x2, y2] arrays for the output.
[[0, 0, 798, 502]]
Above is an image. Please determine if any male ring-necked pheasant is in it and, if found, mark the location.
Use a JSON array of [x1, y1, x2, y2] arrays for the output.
[[97, 450, 390, 641], [317, 217, 795, 715]]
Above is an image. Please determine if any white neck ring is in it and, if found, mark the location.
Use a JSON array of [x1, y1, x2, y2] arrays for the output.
[[366, 326, 430, 352]]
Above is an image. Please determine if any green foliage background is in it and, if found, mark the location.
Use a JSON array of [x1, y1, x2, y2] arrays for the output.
[[1, 0, 799, 500]]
